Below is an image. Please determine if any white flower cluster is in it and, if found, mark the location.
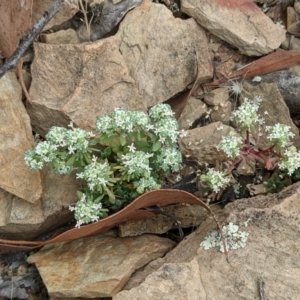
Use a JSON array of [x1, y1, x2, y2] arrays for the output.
[[69, 192, 105, 228], [148, 103, 175, 120], [46, 126, 90, 153], [266, 124, 295, 148], [155, 147, 182, 172], [200, 222, 249, 253], [120, 151, 153, 177], [231, 96, 264, 129], [217, 131, 242, 159], [79, 161, 114, 191], [153, 118, 179, 144], [200, 169, 230, 193], [133, 177, 161, 194], [149, 104, 178, 145], [24, 142, 72, 174], [24, 125, 93, 174], [24, 150, 45, 171], [95, 108, 150, 134], [278, 146, 300, 175]]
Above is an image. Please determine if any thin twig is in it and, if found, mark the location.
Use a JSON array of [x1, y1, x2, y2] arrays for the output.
[[78, 0, 91, 41], [258, 278, 266, 300], [0, 0, 64, 79], [16, 58, 33, 104]]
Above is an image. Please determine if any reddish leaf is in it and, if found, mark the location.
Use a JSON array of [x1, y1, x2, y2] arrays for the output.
[[0, 189, 228, 260], [0, 0, 33, 58], [205, 50, 300, 87]]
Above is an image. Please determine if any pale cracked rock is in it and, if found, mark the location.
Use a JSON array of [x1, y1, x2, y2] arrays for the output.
[[27, 1, 212, 136], [113, 259, 205, 300], [0, 169, 79, 240], [27, 233, 175, 298], [27, 36, 144, 136], [0, 72, 42, 203], [114, 182, 300, 299], [116, 1, 212, 105], [178, 121, 239, 164], [181, 0, 286, 56]]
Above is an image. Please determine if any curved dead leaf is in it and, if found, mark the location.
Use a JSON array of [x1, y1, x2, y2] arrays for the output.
[[204, 50, 300, 87], [0, 189, 227, 260]]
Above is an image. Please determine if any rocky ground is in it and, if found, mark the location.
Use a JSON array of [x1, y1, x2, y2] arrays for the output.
[[1, 0, 300, 299]]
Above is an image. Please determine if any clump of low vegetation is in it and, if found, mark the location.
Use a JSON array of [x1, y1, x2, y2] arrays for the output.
[[200, 96, 300, 196], [24, 104, 186, 227]]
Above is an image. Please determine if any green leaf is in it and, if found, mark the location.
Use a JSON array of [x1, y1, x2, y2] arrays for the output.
[[139, 130, 147, 138], [84, 153, 92, 164], [112, 146, 121, 153], [128, 132, 135, 141], [137, 130, 142, 141], [105, 187, 115, 202], [104, 147, 112, 156], [134, 140, 149, 149], [66, 155, 76, 166], [152, 141, 162, 152], [76, 190, 83, 199], [120, 134, 126, 146]]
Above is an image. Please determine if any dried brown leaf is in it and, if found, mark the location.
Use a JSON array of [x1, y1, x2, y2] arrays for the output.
[[205, 50, 300, 87], [0, 189, 228, 260]]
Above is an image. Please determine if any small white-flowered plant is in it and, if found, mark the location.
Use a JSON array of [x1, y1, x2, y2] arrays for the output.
[[200, 169, 230, 193], [24, 103, 183, 227], [200, 222, 249, 253], [231, 96, 264, 130], [200, 95, 300, 195], [217, 131, 242, 159], [69, 191, 108, 228], [266, 124, 295, 149], [278, 146, 300, 176]]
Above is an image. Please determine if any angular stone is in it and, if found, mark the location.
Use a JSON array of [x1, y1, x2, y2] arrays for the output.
[[178, 122, 239, 164], [181, 0, 286, 56], [113, 259, 205, 300], [26, 2, 212, 136], [0, 170, 79, 240], [116, 182, 300, 299], [27, 35, 145, 136], [27, 233, 175, 298], [117, 2, 212, 106], [32, 0, 79, 32], [40, 29, 80, 44], [118, 204, 208, 237], [178, 97, 207, 130], [204, 87, 233, 124], [0, 72, 42, 202]]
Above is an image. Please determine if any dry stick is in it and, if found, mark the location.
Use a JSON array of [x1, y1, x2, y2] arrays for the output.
[[0, 0, 64, 79], [258, 278, 266, 300], [16, 58, 33, 104], [78, 0, 91, 41]]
